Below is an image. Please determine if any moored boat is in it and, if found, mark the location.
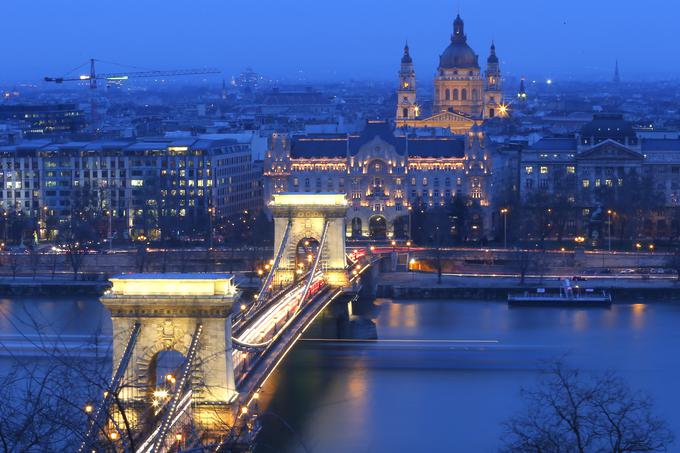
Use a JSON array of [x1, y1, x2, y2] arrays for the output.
[[508, 279, 612, 308]]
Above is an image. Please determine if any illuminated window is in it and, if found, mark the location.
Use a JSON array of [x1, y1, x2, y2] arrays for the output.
[[566, 166, 575, 174], [422, 177, 428, 186], [525, 166, 533, 174], [605, 179, 613, 187], [540, 166, 548, 174], [582, 179, 590, 188], [131, 179, 144, 187], [595, 179, 601, 187]]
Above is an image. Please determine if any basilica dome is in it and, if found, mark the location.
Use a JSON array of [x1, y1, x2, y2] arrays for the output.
[[439, 15, 479, 70]]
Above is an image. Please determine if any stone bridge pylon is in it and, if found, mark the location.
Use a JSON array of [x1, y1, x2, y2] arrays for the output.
[[269, 193, 349, 287], [100, 274, 240, 435]]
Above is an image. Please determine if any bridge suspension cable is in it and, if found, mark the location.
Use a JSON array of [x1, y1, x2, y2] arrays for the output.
[[136, 323, 203, 453], [252, 219, 292, 311], [299, 221, 329, 306], [79, 321, 141, 453]]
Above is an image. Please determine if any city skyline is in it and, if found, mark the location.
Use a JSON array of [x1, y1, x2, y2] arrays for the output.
[[2, 0, 680, 84]]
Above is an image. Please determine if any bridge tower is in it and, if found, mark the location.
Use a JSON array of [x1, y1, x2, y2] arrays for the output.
[[101, 274, 240, 438], [269, 193, 349, 288]]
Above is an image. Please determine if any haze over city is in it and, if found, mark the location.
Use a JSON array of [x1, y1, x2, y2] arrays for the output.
[[3, 0, 680, 82], [1, 2, 680, 452]]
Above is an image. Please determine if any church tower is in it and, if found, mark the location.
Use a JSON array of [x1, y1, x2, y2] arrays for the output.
[[396, 43, 418, 121], [484, 42, 502, 118], [517, 76, 527, 103]]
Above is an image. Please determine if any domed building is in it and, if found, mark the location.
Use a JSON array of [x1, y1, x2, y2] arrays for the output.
[[396, 14, 504, 133]]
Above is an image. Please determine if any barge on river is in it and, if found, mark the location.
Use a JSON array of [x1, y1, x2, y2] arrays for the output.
[[508, 279, 612, 308]]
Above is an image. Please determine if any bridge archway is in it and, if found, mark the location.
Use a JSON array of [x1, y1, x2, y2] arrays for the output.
[[150, 349, 184, 387], [369, 215, 387, 239], [270, 193, 349, 287], [295, 237, 320, 274]]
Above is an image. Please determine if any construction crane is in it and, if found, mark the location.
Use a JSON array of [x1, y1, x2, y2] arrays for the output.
[[44, 58, 221, 132]]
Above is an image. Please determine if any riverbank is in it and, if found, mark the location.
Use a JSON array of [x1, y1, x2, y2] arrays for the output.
[[377, 272, 680, 300], [0, 276, 109, 296]]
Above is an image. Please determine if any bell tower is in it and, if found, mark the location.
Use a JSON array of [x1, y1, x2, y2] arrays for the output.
[[484, 42, 503, 118], [396, 42, 418, 121]]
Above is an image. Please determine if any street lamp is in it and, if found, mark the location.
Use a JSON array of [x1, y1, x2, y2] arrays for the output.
[[208, 207, 215, 250], [500, 208, 509, 249], [607, 209, 613, 252]]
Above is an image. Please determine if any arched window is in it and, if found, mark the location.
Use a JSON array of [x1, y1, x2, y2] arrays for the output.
[[453, 89, 459, 100], [472, 89, 478, 101], [461, 89, 467, 100], [445, 89, 450, 101]]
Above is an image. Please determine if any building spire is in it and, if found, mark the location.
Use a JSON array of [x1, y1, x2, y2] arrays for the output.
[[517, 76, 527, 101], [402, 41, 413, 64], [613, 59, 621, 84], [452, 14, 466, 43]]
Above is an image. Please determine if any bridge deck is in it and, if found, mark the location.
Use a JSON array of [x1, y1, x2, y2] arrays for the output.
[[237, 285, 344, 398]]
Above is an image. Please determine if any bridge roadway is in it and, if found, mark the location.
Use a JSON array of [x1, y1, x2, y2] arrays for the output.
[[218, 262, 370, 448]]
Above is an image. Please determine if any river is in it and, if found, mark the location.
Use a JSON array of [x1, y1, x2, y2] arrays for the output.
[[0, 296, 678, 452]]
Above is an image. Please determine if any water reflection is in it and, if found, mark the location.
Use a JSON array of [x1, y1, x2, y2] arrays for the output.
[[256, 299, 680, 452]]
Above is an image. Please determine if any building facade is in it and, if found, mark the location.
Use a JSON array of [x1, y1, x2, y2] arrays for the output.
[[0, 104, 86, 138], [264, 120, 493, 239], [520, 114, 680, 240], [396, 14, 504, 134], [0, 137, 261, 240]]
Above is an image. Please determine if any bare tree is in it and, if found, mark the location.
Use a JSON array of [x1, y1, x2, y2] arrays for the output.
[[29, 246, 41, 279], [516, 249, 532, 285], [8, 252, 20, 279], [501, 361, 674, 453]]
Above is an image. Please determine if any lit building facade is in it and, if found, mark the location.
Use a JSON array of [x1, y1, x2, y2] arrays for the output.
[[0, 137, 261, 240], [264, 120, 493, 239], [0, 104, 86, 138], [520, 114, 680, 239], [396, 14, 504, 134]]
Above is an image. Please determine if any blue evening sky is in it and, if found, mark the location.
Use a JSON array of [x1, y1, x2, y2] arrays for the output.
[[1, 0, 676, 83]]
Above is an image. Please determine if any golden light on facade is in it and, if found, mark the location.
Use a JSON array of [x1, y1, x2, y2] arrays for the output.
[[84, 404, 93, 413], [110, 275, 236, 297]]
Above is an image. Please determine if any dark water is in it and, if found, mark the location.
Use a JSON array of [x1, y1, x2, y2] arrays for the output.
[[255, 299, 680, 453], [1, 296, 679, 452]]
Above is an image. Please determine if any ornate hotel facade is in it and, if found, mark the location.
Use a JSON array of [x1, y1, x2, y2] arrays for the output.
[[264, 120, 493, 239], [263, 14, 499, 240]]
